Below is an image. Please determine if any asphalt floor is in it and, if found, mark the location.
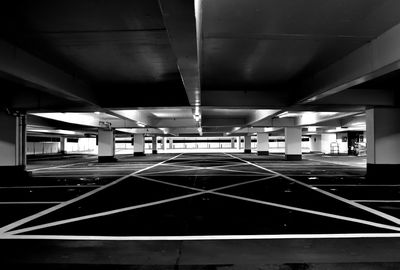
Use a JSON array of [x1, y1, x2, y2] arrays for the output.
[[1, 152, 400, 268]]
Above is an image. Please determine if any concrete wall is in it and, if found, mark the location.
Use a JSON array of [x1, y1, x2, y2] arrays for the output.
[[27, 142, 59, 155], [27, 138, 97, 155], [321, 133, 337, 154], [336, 132, 349, 154], [309, 135, 322, 152]]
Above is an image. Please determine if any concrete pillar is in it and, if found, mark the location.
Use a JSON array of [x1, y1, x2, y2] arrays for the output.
[[231, 137, 235, 148], [285, 127, 302, 161], [366, 108, 400, 178], [162, 137, 167, 151], [134, 134, 145, 156], [152, 136, 158, 154], [236, 136, 241, 150], [98, 129, 116, 163], [0, 111, 28, 177], [169, 138, 173, 149], [59, 137, 67, 154], [257, 133, 269, 155], [244, 135, 251, 154]]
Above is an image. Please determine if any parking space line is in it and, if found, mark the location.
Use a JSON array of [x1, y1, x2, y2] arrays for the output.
[[0, 201, 62, 204], [354, 200, 400, 203], [225, 153, 400, 227], [9, 172, 400, 235], [0, 153, 182, 235], [0, 185, 102, 189], [2, 233, 400, 240], [4, 175, 278, 235]]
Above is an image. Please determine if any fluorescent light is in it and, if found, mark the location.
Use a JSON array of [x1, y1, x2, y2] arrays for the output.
[[94, 111, 101, 115], [137, 122, 146, 127]]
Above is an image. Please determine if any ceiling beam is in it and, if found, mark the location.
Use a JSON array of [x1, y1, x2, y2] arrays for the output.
[[296, 21, 400, 105], [0, 39, 98, 106], [159, 0, 200, 107]]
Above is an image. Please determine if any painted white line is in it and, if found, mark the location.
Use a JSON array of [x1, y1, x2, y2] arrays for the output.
[[138, 167, 200, 176], [0, 202, 62, 205], [159, 163, 209, 170], [32, 174, 127, 177], [135, 175, 278, 193], [29, 161, 91, 172], [314, 184, 400, 187], [0, 153, 183, 235], [10, 173, 400, 235], [210, 191, 400, 232], [5, 175, 278, 235], [0, 185, 102, 189], [225, 153, 400, 227], [354, 200, 400, 203], [2, 233, 400, 241], [305, 157, 366, 168]]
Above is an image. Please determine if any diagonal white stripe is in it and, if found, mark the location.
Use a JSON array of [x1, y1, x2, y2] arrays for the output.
[[225, 153, 400, 227], [5, 176, 278, 235], [0, 153, 183, 235]]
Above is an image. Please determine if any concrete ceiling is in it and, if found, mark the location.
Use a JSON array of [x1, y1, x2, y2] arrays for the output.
[[1, 0, 400, 136]]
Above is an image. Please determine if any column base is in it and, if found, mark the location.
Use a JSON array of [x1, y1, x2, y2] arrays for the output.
[[257, 151, 269, 156], [134, 152, 146, 157], [152, 150, 158, 154], [367, 163, 400, 181], [98, 156, 118, 163], [285, 154, 302, 161], [0, 165, 31, 180], [244, 149, 251, 154]]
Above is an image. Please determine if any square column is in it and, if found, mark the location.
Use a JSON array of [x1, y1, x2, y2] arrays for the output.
[[162, 137, 167, 151], [59, 137, 67, 154], [134, 134, 145, 156], [169, 138, 174, 149], [285, 127, 302, 161], [0, 111, 28, 177], [236, 137, 241, 150], [152, 136, 158, 154], [244, 135, 251, 154], [230, 138, 235, 149], [366, 108, 400, 179], [257, 133, 269, 155], [98, 129, 116, 163]]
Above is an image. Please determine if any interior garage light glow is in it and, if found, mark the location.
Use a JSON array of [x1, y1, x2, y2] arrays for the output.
[[137, 122, 146, 127], [308, 126, 317, 132], [29, 129, 78, 135], [94, 111, 101, 115]]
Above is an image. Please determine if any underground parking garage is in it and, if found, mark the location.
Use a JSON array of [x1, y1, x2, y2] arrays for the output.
[[1, 1, 400, 269]]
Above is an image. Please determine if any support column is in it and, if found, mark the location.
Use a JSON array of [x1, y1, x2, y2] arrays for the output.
[[162, 137, 167, 151], [236, 136, 241, 150], [285, 127, 302, 161], [231, 137, 235, 149], [257, 133, 269, 155], [366, 108, 400, 179], [244, 135, 251, 154], [169, 138, 174, 149], [98, 129, 116, 163], [59, 137, 67, 154], [152, 136, 158, 154], [0, 111, 28, 178], [134, 134, 145, 156]]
